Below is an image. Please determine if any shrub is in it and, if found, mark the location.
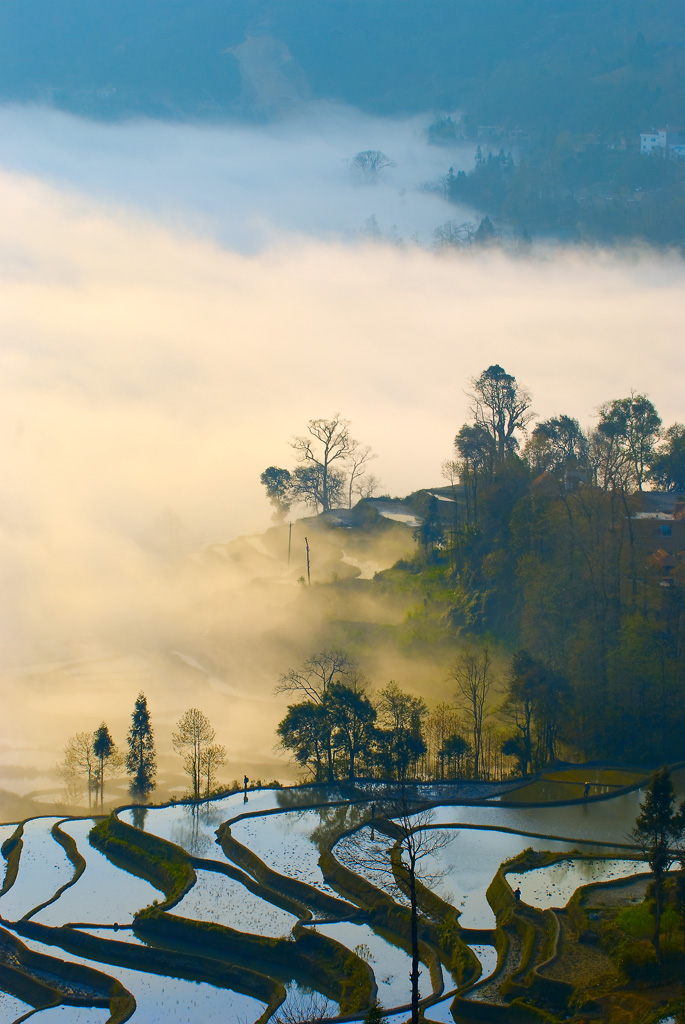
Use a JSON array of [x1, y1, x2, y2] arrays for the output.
[[616, 903, 653, 939]]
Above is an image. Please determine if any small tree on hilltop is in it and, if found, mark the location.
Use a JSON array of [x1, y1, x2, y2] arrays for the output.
[[631, 766, 684, 961], [126, 693, 156, 800]]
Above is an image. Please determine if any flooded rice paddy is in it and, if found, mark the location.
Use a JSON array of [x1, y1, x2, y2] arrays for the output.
[[0, 769, 669, 1021], [0, 817, 72, 921], [174, 867, 298, 936], [33, 819, 158, 927]]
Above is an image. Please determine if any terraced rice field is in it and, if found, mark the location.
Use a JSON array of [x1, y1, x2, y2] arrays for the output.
[[0, 767, 670, 1022]]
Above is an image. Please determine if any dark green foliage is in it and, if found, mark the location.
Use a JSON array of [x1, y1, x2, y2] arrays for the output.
[[92, 722, 116, 806], [1, 0, 681, 134], [90, 813, 195, 905], [631, 767, 685, 960], [126, 692, 156, 799], [502, 651, 572, 772], [260, 466, 293, 521], [364, 1000, 386, 1022], [447, 142, 685, 246], [413, 494, 445, 559], [650, 424, 685, 492]]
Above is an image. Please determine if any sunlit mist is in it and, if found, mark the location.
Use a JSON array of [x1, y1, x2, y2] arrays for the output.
[[1, 115, 684, 814]]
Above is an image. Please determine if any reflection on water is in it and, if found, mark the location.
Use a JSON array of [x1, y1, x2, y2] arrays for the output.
[[26, 1007, 111, 1022], [5, 770, 682, 1022], [507, 858, 647, 910], [174, 867, 297, 937], [427, 789, 651, 846], [312, 920, 413, 1006], [230, 809, 340, 896], [420, 830, 627, 928], [34, 819, 158, 927], [0, 991, 33, 1021], [0, 817, 72, 921], [22, 936, 267, 1024], [470, 943, 498, 980]]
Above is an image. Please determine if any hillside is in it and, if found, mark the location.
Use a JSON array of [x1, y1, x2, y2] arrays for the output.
[[0, 0, 682, 134]]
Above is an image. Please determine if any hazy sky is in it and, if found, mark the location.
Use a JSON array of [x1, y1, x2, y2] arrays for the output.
[[1, 104, 683, 804]]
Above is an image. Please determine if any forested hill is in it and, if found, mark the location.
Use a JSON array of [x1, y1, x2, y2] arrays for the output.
[[0, 0, 683, 133]]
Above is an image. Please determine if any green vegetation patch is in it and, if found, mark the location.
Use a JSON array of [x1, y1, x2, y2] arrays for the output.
[[134, 910, 373, 1014], [90, 813, 195, 908], [0, 823, 24, 896], [0, 923, 135, 1023]]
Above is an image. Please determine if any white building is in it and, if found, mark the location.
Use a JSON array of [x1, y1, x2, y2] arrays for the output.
[[640, 128, 685, 157]]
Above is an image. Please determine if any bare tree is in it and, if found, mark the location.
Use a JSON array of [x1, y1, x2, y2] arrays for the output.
[[450, 647, 495, 779], [291, 416, 356, 512], [276, 649, 357, 704], [58, 732, 98, 807], [337, 790, 451, 1024], [345, 444, 377, 508], [468, 364, 533, 462], [200, 743, 227, 798], [173, 708, 217, 800], [354, 472, 381, 501]]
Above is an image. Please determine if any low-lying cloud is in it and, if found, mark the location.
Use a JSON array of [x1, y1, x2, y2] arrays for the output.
[[0, 105, 683, 807], [0, 103, 476, 248]]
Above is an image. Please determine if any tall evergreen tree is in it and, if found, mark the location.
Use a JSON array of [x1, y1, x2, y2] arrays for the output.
[[92, 722, 118, 807], [631, 766, 683, 961], [126, 693, 156, 799]]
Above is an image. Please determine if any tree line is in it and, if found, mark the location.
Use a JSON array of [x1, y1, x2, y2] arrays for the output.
[[441, 140, 685, 248], [273, 363, 683, 775], [59, 694, 226, 805], [414, 363, 683, 766], [275, 647, 518, 783]]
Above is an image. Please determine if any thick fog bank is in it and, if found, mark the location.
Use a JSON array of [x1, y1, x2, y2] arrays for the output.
[[0, 114, 683, 814], [0, 103, 477, 250]]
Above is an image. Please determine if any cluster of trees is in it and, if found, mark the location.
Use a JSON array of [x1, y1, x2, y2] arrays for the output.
[[261, 415, 379, 518], [413, 363, 684, 765], [59, 696, 225, 805], [269, 366, 682, 774], [276, 648, 516, 782], [446, 364, 683, 498], [443, 143, 685, 247]]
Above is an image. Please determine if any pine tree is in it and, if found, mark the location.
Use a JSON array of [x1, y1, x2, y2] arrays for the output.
[[126, 693, 156, 799]]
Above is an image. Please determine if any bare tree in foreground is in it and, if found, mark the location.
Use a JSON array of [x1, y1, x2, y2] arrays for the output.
[[337, 790, 452, 1024]]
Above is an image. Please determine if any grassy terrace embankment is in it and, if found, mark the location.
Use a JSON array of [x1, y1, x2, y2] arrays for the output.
[[0, 923, 135, 1023]]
